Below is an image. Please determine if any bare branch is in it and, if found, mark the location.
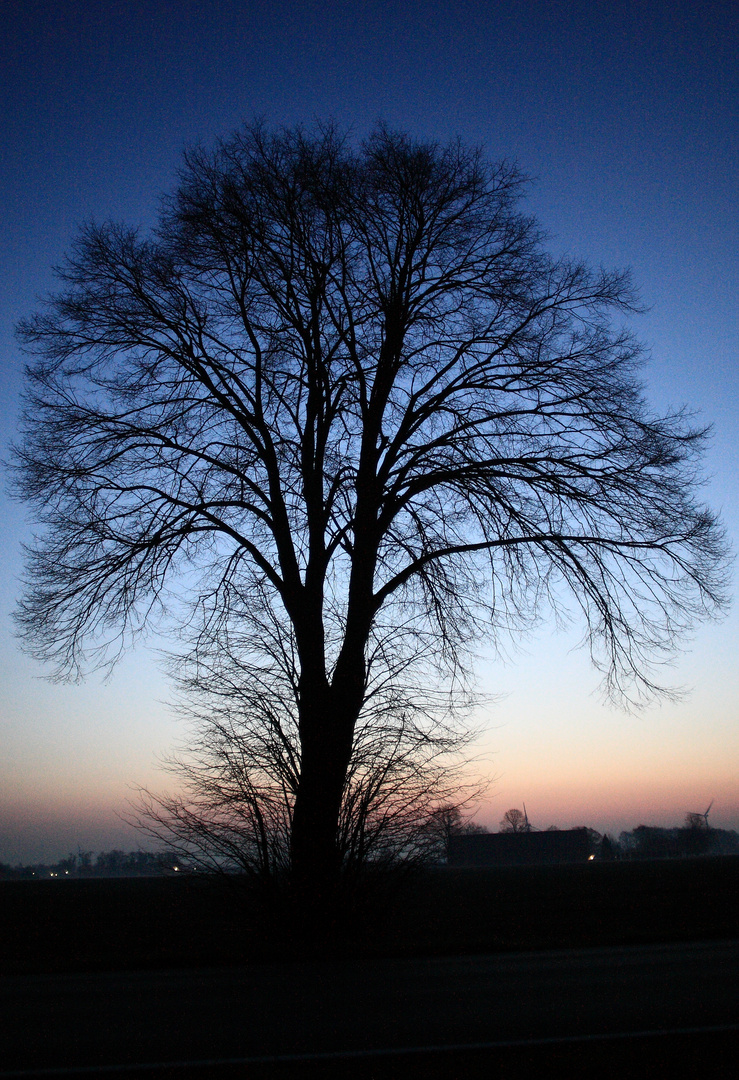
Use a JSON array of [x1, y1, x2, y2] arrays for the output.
[[13, 121, 730, 883]]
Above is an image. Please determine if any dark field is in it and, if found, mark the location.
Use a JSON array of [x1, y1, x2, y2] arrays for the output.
[[2, 856, 738, 975]]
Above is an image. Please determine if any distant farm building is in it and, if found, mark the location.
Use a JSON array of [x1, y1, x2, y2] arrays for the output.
[[448, 828, 592, 867]]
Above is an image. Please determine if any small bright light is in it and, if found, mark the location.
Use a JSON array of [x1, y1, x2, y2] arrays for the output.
[[173, 866, 179, 871], [588, 854, 595, 861]]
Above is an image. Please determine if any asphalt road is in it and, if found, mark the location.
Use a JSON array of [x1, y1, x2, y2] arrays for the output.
[[2, 939, 738, 1076]]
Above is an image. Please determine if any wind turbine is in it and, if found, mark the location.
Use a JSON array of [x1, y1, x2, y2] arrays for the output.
[[688, 799, 714, 828], [522, 803, 537, 832]]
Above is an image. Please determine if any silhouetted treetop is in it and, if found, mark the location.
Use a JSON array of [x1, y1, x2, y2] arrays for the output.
[[500, 808, 529, 833]]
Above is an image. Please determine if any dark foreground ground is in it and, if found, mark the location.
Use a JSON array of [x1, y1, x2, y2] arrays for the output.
[[1, 859, 737, 1076], [2, 941, 738, 1077], [2, 856, 738, 974]]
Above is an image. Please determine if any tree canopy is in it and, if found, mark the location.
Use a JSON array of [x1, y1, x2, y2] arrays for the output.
[[14, 122, 729, 885]]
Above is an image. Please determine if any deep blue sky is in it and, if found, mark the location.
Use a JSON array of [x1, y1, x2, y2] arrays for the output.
[[1, 0, 737, 861]]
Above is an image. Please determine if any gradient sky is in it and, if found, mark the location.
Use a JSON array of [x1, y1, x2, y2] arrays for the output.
[[1, 0, 737, 863]]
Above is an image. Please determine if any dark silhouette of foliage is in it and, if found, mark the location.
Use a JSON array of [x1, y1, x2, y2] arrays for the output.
[[499, 808, 528, 833], [599, 834, 616, 860], [0, 849, 184, 880], [13, 121, 729, 890], [685, 812, 708, 830]]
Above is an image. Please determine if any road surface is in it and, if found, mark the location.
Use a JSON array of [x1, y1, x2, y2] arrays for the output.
[[2, 939, 738, 1076]]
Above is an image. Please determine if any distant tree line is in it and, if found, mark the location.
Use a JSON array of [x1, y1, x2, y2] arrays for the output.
[[616, 824, 739, 860], [0, 849, 194, 880], [3, 814, 737, 881], [447, 807, 739, 863]]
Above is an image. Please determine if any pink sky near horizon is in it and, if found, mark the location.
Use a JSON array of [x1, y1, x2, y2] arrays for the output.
[[3, 769, 737, 866], [2, 616, 737, 865]]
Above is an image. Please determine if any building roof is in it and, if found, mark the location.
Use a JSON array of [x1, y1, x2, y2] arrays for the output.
[[448, 828, 592, 867]]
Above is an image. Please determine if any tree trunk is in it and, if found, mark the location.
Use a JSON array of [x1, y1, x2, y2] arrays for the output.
[[289, 549, 374, 906], [290, 749, 343, 877], [290, 702, 356, 885]]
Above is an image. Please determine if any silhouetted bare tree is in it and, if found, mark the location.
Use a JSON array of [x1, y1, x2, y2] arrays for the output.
[[132, 648, 485, 879], [684, 812, 708, 831], [13, 121, 729, 893], [500, 808, 528, 833]]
